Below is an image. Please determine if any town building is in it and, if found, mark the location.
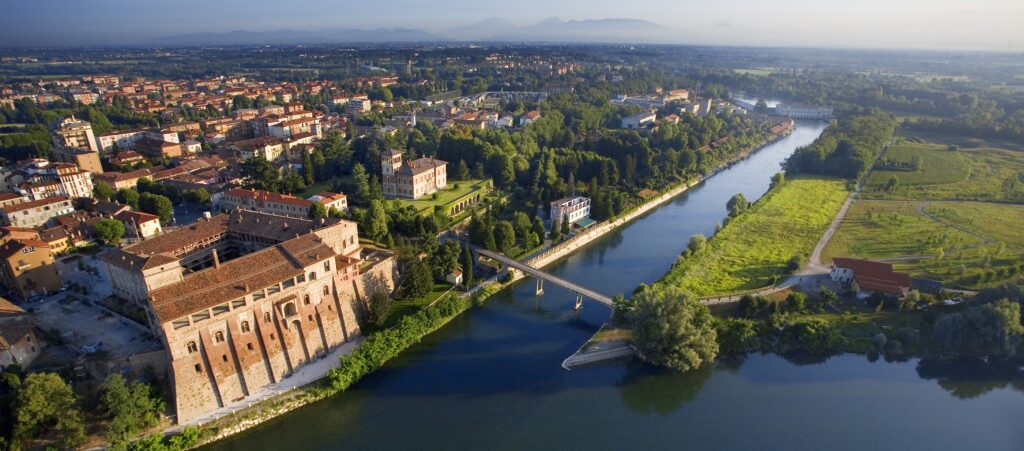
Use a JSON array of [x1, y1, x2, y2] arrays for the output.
[[621, 111, 657, 129], [0, 237, 61, 300], [0, 197, 74, 228], [550, 196, 592, 228], [100, 210, 394, 423], [830, 258, 911, 298], [115, 210, 163, 239], [4, 159, 94, 201], [307, 192, 349, 214], [0, 297, 42, 368], [217, 189, 315, 218], [380, 149, 447, 199], [52, 116, 99, 152], [520, 110, 541, 125], [51, 145, 104, 174]]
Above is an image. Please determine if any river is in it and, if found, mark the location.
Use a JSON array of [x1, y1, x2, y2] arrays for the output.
[[205, 121, 1024, 450]]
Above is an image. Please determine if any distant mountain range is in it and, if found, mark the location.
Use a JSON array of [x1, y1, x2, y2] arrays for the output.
[[154, 18, 670, 46]]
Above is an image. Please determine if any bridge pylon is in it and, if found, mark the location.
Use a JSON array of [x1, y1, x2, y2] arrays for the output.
[[535, 278, 544, 296], [575, 293, 583, 310]]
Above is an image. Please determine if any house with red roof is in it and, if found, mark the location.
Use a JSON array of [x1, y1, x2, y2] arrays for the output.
[[830, 258, 911, 298]]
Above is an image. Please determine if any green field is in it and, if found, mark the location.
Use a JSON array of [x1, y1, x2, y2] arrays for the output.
[[864, 141, 1024, 202], [823, 199, 1024, 289], [896, 128, 1024, 151], [660, 177, 849, 297]]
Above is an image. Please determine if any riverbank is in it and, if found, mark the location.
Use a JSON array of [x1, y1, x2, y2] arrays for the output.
[[180, 128, 797, 449]]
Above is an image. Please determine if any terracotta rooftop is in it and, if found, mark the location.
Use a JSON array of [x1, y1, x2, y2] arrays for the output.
[[0, 196, 69, 214], [149, 233, 335, 322], [398, 157, 447, 176], [833, 258, 911, 295], [102, 210, 334, 271]]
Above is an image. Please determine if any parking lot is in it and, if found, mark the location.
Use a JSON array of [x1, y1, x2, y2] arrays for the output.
[[21, 254, 161, 368]]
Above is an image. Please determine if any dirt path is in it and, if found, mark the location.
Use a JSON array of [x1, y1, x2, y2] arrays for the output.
[[805, 135, 896, 274]]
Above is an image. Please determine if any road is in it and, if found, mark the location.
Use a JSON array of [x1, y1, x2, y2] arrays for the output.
[[804, 135, 896, 274]]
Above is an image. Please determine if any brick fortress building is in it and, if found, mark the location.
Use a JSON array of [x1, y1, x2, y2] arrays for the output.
[[101, 209, 395, 423]]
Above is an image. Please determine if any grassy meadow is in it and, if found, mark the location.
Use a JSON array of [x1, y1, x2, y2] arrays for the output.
[[661, 177, 849, 297], [864, 140, 1024, 202], [823, 199, 1024, 289]]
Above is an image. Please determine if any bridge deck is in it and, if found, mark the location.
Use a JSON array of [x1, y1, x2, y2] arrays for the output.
[[475, 248, 614, 307]]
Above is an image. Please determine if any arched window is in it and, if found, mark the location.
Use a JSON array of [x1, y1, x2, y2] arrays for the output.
[[303, 294, 310, 305], [309, 272, 317, 280], [214, 331, 225, 343], [322, 286, 330, 296], [284, 302, 297, 317], [240, 321, 251, 333], [186, 341, 198, 354], [263, 312, 272, 323]]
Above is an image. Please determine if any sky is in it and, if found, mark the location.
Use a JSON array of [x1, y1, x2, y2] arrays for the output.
[[1, 0, 1022, 51]]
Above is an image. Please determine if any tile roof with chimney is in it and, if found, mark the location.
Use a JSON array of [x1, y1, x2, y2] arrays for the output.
[[833, 258, 912, 295]]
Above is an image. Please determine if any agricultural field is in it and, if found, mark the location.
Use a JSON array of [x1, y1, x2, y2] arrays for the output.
[[822, 199, 1024, 289], [864, 140, 1024, 202], [661, 177, 849, 297]]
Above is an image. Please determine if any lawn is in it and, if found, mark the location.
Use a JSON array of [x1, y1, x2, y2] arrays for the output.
[[369, 283, 455, 332], [823, 199, 1024, 289], [392, 179, 492, 217], [896, 128, 1024, 151], [660, 177, 850, 297], [864, 140, 1024, 202]]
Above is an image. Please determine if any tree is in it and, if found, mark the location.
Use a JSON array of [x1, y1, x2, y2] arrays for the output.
[[308, 202, 328, 219], [687, 234, 706, 254], [493, 220, 516, 254], [240, 156, 280, 192], [627, 284, 718, 371], [549, 223, 562, 242], [532, 216, 546, 243], [350, 163, 371, 204], [512, 212, 532, 247], [116, 188, 139, 209], [430, 241, 461, 280], [93, 182, 114, 201], [726, 193, 749, 217], [364, 200, 389, 242], [786, 292, 808, 313], [139, 193, 174, 224], [94, 219, 126, 246], [12, 373, 86, 449], [930, 298, 1024, 358], [462, 242, 474, 288], [560, 214, 570, 236], [455, 159, 471, 181], [885, 175, 900, 192], [770, 172, 785, 189], [365, 273, 394, 326], [101, 374, 163, 449], [399, 259, 433, 300], [182, 188, 210, 205]]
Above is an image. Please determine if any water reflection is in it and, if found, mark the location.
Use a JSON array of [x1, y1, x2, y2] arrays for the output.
[[916, 358, 1024, 400], [619, 364, 713, 415]]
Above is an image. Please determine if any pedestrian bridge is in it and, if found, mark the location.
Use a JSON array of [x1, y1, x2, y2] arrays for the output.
[[474, 248, 614, 309]]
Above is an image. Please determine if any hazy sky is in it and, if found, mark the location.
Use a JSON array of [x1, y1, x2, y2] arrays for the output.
[[2, 0, 1021, 50]]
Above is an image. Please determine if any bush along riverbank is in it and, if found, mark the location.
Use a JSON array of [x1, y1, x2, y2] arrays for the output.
[[713, 279, 1024, 365]]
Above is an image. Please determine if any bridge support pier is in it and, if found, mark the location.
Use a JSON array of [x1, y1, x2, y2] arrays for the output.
[[535, 278, 544, 296], [574, 293, 583, 310]]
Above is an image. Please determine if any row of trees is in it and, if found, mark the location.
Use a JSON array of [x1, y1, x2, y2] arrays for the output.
[[785, 111, 897, 180], [1, 369, 168, 450]]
